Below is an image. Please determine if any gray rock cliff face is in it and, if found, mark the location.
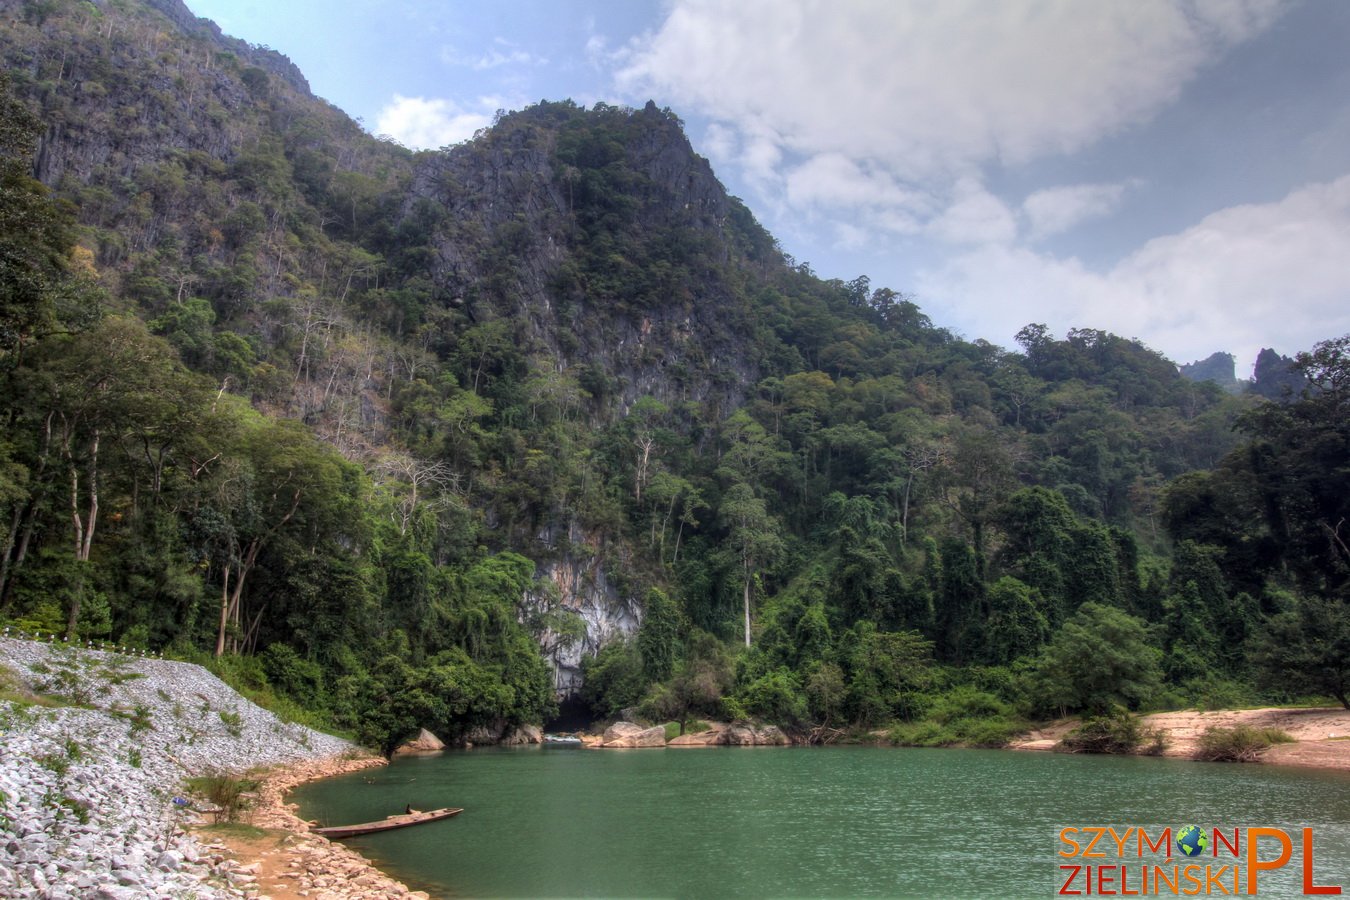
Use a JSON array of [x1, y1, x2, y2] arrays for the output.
[[407, 102, 762, 418], [4, 0, 317, 187], [522, 524, 642, 698]]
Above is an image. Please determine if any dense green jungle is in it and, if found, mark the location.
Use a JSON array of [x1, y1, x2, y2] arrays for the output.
[[1, 0, 1347, 755]]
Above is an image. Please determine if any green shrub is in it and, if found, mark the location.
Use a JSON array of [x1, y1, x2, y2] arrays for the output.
[[219, 709, 243, 737], [735, 668, 807, 725], [260, 643, 325, 708], [956, 716, 1021, 748], [185, 773, 259, 822], [35, 751, 71, 776], [890, 686, 1024, 748], [887, 720, 956, 747], [926, 686, 1014, 724], [1194, 725, 1295, 762], [1058, 712, 1166, 755], [1178, 678, 1258, 711], [581, 640, 646, 720], [207, 653, 270, 694]]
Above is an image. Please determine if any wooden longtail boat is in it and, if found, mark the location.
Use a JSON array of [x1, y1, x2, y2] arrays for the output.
[[312, 806, 463, 839]]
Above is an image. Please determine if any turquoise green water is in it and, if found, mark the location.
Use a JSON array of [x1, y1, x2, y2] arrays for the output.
[[292, 747, 1350, 898]]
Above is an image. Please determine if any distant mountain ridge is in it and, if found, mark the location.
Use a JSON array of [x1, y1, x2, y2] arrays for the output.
[[1179, 351, 1240, 394]]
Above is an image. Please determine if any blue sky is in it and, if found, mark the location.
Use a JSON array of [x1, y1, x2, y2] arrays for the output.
[[185, 0, 1350, 372]]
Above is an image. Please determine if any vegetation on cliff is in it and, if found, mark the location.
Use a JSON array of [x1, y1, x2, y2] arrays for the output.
[[1, 0, 1347, 752]]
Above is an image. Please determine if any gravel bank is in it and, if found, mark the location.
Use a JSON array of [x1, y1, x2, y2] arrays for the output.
[[0, 636, 364, 899]]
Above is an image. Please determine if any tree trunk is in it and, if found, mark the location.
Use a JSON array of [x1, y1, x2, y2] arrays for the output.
[[215, 563, 231, 657], [743, 561, 753, 648], [65, 562, 84, 638], [214, 487, 298, 656], [0, 414, 53, 602], [0, 502, 24, 606], [219, 539, 260, 656], [901, 470, 914, 548], [80, 429, 99, 563]]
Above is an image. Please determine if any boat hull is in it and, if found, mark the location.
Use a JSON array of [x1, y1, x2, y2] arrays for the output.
[[312, 806, 463, 839]]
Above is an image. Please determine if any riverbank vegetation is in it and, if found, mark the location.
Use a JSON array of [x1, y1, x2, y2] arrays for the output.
[[1193, 724, 1295, 762], [1, 0, 1347, 756]]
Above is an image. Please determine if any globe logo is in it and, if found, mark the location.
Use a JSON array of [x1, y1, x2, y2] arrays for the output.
[[1177, 825, 1209, 858]]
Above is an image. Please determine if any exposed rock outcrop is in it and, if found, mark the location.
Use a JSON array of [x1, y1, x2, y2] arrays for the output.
[[601, 721, 667, 748], [525, 527, 643, 698], [462, 721, 544, 746], [395, 727, 446, 754], [667, 730, 723, 747], [720, 724, 789, 746], [504, 724, 543, 745]]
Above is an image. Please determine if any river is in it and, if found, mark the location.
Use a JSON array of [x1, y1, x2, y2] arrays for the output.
[[292, 746, 1350, 898]]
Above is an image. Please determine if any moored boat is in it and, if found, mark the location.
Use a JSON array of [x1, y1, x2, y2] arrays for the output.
[[312, 806, 463, 839]]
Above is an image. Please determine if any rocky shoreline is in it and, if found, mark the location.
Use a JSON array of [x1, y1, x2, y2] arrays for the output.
[[221, 755, 435, 900], [0, 637, 421, 899]]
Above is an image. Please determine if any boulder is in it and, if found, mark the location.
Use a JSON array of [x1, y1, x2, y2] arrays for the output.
[[601, 721, 667, 748], [463, 724, 503, 746], [722, 725, 757, 746], [394, 728, 445, 755], [503, 724, 542, 745], [721, 724, 789, 746], [667, 730, 723, 747]]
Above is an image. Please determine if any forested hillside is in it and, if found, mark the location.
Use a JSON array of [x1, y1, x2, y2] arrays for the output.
[[2, 0, 1346, 752]]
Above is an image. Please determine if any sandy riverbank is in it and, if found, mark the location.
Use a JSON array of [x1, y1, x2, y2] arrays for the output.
[[1009, 706, 1350, 768]]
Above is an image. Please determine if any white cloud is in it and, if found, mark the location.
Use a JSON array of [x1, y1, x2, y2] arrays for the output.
[[917, 175, 1350, 366], [785, 154, 925, 221], [619, 1, 1282, 171], [1022, 182, 1136, 239], [927, 178, 1018, 246], [374, 95, 494, 150], [616, 0, 1286, 242], [442, 38, 547, 71]]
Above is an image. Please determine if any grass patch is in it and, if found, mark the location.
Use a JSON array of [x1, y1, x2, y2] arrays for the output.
[[1058, 712, 1167, 756], [199, 822, 273, 841], [34, 751, 71, 776], [26, 647, 146, 707], [0, 663, 68, 709], [219, 709, 243, 738], [1194, 725, 1295, 762]]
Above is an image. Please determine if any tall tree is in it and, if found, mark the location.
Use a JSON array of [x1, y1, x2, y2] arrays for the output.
[[720, 483, 784, 646]]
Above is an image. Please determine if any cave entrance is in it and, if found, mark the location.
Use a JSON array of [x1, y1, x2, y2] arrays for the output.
[[544, 694, 593, 733]]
